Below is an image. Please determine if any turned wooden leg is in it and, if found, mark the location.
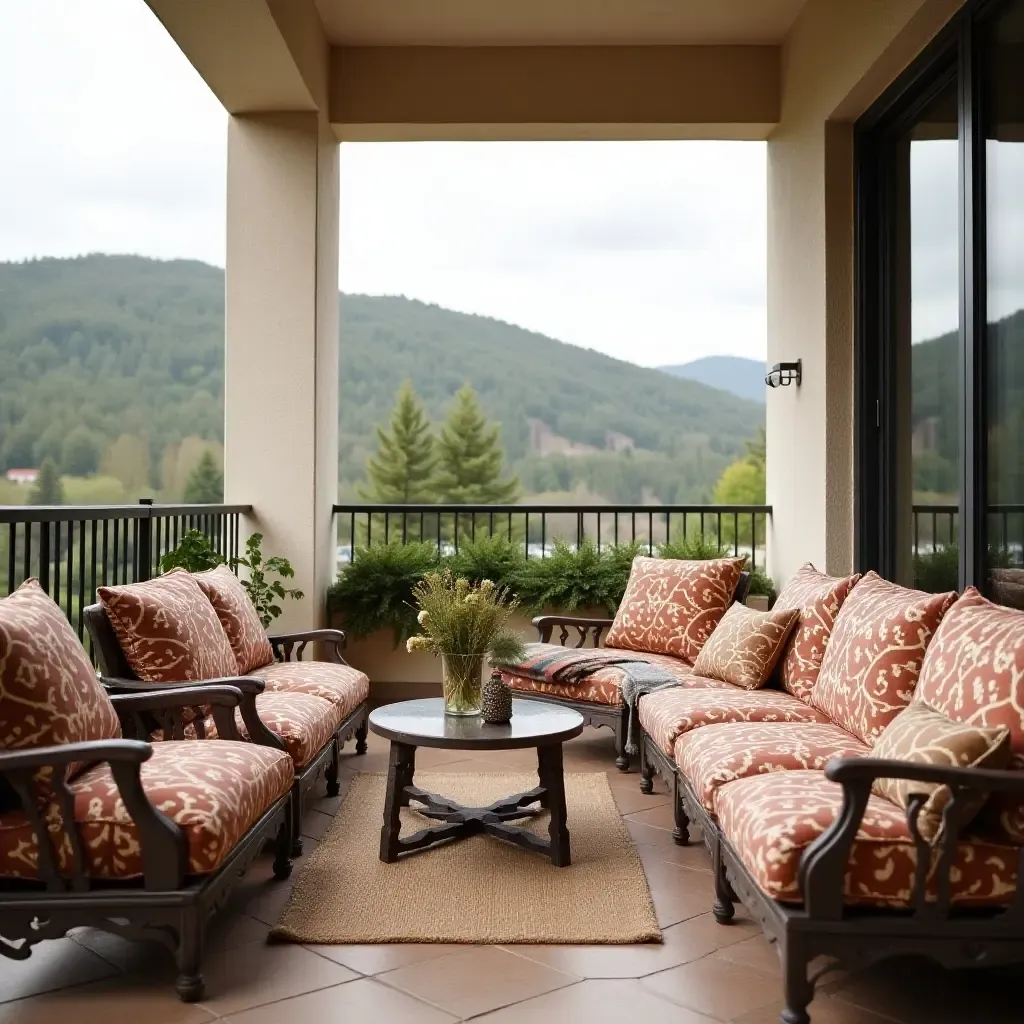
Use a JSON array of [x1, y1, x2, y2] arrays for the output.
[[780, 937, 813, 1024], [380, 741, 416, 862], [539, 743, 571, 867], [639, 734, 655, 794], [536, 746, 550, 809], [325, 738, 341, 798], [355, 712, 369, 756], [672, 774, 690, 846], [175, 908, 205, 1002], [712, 836, 736, 924], [273, 813, 293, 880], [614, 706, 630, 772]]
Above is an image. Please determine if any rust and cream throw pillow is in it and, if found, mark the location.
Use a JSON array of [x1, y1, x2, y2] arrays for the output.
[[690, 601, 800, 690], [870, 701, 1011, 842], [193, 565, 274, 675], [606, 556, 746, 663], [98, 569, 238, 684]]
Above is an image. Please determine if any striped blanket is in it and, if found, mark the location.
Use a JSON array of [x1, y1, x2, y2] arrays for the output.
[[507, 643, 680, 754]]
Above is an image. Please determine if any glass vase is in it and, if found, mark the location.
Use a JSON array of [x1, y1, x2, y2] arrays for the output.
[[441, 653, 485, 716]]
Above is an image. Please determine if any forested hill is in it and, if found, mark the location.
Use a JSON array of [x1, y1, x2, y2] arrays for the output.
[[0, 255, 765, 501]]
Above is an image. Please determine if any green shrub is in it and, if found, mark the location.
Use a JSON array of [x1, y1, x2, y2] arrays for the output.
[[443, 534, 526, 589], [513, 540, 639, 614], [327, 541, 439, 642], [658, 534, 732, 561], [160, 529, 225, 573], [746, 568, 776, 600]]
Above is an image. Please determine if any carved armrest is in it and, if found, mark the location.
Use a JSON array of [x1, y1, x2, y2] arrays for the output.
[[799, 756, 1024, 921], [532, 615, 614, 648], [0, 739, 187, 892], [268, 628, 349, 665]]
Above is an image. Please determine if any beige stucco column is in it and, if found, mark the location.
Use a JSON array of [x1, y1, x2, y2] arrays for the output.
[[224, 112, 339, 631]]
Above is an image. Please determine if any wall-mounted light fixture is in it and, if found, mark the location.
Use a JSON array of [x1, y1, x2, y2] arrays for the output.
[[765, 360, 802, 389]]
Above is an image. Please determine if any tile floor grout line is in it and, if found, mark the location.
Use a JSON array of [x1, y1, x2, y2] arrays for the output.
[[369, 968, 481, 1019], [459, 976, 590, 1021], [196, 975, 363, 1019]]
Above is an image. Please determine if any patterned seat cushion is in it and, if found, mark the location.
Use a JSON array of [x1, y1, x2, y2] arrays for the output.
[[187, 691, 341, 768], [913, 588, 1024, 842], [773, 564, 861, 701], [0, 740, 293, 880], [193, 565, 274, 674], [254, 660, 369, 718], [98, 569, 238, 683], [809, 572, 957, 745], [504, 651, 719, 707], [674, 721, 869, 812], [638, 686, 831, 756], [691, 602, 800, 689], [715, 770, 1020, 908], [606, 556, 746, 662], [0, 580, 121, 796]]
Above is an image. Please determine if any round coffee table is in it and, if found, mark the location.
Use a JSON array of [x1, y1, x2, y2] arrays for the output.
[[368, 698, 584, 867]]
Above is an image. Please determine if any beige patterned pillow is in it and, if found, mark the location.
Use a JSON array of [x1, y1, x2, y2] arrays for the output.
[[871, 701, 1011, 843], [690, 601, 800, 690], [98, 569, 238, 683]]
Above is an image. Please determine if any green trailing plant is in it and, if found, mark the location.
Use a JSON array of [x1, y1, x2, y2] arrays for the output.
[[327, 541, 440, 642], [229, 533, 303, 628], [513, 540, 639, 614], [444, 534, 526, 589], [159, 529, 226, 574]]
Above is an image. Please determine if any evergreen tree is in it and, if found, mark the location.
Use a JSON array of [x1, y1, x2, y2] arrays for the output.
[[60, 426, 101, 476], [360, 381, 437, 503], [184, 450, 224, 503], [434, 385, 519, 504], [29, 457, 65, 505]]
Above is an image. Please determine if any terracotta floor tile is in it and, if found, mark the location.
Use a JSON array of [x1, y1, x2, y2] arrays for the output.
[[622, 801, 677, 831], [197, 939, 358, 1015], [0, 976, 217, 1024], [0, 936, 118, 1004], [607, 780, 672, 815], [306, 942, 465, 975], [300, 808, 334, 840], [712, 934, 782, 976], [640, 952, 782, 1019], [626, 820, 714, 872], [508, 912, 755, 980], [224, 977, 457, 1023], [732, 994, 901, 1024], [472, 978, 720, 1023], [379, 944, 577, 1018]]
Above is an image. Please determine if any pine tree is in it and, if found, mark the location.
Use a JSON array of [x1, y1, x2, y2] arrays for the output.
[[360, 381, 437, 503], [434, 385, 519, 504], [29, 457, 65, 505], [184, 450, 224, 503]]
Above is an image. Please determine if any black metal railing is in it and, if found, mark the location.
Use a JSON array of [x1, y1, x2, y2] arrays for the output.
[[0, 501, 250, 653], [911, 504, 1024, 560], [333, 503, 772, 570]]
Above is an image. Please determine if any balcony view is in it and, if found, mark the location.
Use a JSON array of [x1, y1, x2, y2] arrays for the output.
[[1, 2, 1024, 1023]]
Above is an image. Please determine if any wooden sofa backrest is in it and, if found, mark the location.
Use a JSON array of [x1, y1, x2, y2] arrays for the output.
[[734, 571, 751, 605], [83, 602, 138, 680]]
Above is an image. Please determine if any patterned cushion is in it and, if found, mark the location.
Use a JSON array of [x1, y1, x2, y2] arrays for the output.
[[870, 701, 1011, 843], [193, 565, 273, 675], [773, 564, 861, 701], [638, 686, 831, 756], [0, 579, 121, 795], [715, 770, 1020, 908], [254, 660, 369, 718], [914, 588, 1024, 841], [809, 572, 956, 744], [0, 740, 293, 880], [98, 569, 238, 683], [675, 721, 869, 812], [503, 651, 719, 707], [606, 556, 746, 662], [691, 602, 799, 690], [186, 691, 341, 768]]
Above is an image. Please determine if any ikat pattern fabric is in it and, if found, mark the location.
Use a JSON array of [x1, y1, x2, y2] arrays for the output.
[[690, 601, 800, 690], [869, 701, 1011, 842], [637, 686, 831, 757], [605, 556, 746, 662], [98, 569, 238, 683], [715, 770, 1020, 908], [809, 572, 957, 744], [674, 721, 869, 812], [773, 564, 861, 701], [914, 588, 1024, 841], [193, 565, 273, 675], [255, 660, 369, 718], [0, 579, 121, 795], [0, 740, 293, 880]]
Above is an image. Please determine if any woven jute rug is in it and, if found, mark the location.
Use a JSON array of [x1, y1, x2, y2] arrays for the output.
[[271, 771, 661, 945]]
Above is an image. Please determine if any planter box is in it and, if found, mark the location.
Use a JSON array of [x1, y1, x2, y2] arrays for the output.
[[745, 594, 772, 612], [334, 607, 610, 704]]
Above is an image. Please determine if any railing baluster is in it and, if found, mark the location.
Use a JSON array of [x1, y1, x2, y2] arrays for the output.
[[53, 522, 61, 600], [23, 521, 32, 585], [77, 521, 86, 639], [6, 523, 14, 596], [524, 512, 529, 558], [648, 511, 653, 555]]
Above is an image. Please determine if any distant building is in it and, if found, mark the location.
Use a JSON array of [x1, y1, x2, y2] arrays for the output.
[[5, 468, 38, 486]]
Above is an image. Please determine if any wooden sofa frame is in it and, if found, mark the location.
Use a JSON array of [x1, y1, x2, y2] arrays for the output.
[[0, 684, 293, 1003], [639, 728, 1024, 1024], [514, 571, 751, 772], [84, 604, 369, 856]]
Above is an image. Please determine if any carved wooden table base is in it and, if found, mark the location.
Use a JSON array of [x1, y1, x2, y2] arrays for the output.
[[379, 741, 571, 866]]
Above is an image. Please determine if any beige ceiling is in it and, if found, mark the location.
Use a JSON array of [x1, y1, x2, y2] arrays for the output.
[[313, 0, 809, 47]]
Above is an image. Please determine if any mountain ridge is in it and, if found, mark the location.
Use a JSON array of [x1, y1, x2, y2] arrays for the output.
[[659, 355, 766, 403]]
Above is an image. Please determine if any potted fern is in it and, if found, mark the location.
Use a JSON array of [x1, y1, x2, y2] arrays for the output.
[[406, 571, 525, 716]]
